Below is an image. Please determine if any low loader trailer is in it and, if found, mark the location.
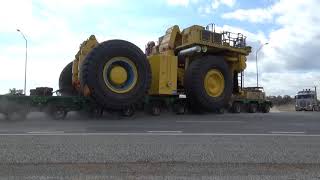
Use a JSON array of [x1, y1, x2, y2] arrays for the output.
[[0, 89, 93, 120], [0, 87, 272, 120]]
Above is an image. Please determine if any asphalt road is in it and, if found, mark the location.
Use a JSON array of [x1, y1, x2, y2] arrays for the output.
[[0, 111, 320, 179]]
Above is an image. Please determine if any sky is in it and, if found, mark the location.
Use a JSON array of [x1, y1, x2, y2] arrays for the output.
[[0, 0, 320, 96]]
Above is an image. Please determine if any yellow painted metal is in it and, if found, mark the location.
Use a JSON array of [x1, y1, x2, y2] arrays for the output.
[[69, 24, 252, 99], [148, 54, 178, 95], [224, 57, 238, 62], [78, 35, 99, 68], [241, 87, 266, 100], [159, 25, 181, 54], [103, 57, 138, 94], [72, 35, 98, 92], [83, 84, 91, 97], [72, 59, 80, 90], [109, 66, 128, 85], [180, 25, 203, 46], [228, 55, 247, 73], [204, 69, 225, 97], [147, 24, 252, 95], [178, 25, 252, 56], [238, 55, 247, 71]]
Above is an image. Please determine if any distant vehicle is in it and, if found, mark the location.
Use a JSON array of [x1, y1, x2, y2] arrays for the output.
[[295, 88, 319, 111]]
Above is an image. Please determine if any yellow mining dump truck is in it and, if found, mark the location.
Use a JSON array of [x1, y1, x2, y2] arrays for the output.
[[59, 23, 252, 115]]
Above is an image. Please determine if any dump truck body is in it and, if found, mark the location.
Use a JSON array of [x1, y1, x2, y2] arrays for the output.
[[144, 24, 251, 112], [56, 23, 269, 114]]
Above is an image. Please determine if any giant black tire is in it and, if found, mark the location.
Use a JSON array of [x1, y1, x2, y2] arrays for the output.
[[80, 40, 151, 110], [59, 62, 77, 96], [184, 56, 233, 112]]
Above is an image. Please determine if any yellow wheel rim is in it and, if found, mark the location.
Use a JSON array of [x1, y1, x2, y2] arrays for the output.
[[103, 57, 138, 93], [204, 69, 225, 97], [109, 66, 127, 85]]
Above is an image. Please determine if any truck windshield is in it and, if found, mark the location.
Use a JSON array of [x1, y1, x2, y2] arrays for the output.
[[297, 95, 312, 99]]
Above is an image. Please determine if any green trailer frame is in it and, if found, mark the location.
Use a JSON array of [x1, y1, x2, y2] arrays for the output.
[[0, 95, 97, 120], [0, 91, 273, 120]]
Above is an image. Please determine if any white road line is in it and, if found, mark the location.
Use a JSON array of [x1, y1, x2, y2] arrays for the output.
[[27, 131, 65, 134], [0, 132, 319, 136], [176, 120, 242, 123], [270, 131, 305, 134], [147, 131, 183, 133]]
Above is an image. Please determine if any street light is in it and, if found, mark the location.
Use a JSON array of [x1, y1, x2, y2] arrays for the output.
[[17, 29, 28, 95], [255, 42, 268, 87]]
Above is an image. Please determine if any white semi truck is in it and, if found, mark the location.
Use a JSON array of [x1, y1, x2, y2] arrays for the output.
[[295, 88, 319, 111]]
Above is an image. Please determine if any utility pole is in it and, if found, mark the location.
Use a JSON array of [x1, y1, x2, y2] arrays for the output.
[[255, 42, 268, 87], [17, 29, 28, 95]]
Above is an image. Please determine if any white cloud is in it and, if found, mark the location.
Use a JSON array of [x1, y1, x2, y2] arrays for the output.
[[222, 8, 274, 23], [0, 0, 32, 32], [212, 0, 236, 9], [0, 0, 121, 94], [222, 0, 320, 96], [198, 0, 236, 15], [166, 0, 190, 6], [258, 72, 320, 97]]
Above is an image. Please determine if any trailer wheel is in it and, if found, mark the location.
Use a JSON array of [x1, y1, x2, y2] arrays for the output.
[[262, 104, 271, 113], [216, 108, 225, 114], [187, 99, 205, 114], [121, 107, 135, 117], [184, 56, 232, 112], [150, 103, 161, 116], [173, 100, 187, 115], [53, 110, 67, 120], [176, 104, 186, 115], [46, 106, 67, 120], [232, 102, 241, 113], [80, 40, 151, 110], [152, 107, 161, 116], [248, 103, 258, 113], [89, 108, 104, 119], [5, 104, 28, 120]]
